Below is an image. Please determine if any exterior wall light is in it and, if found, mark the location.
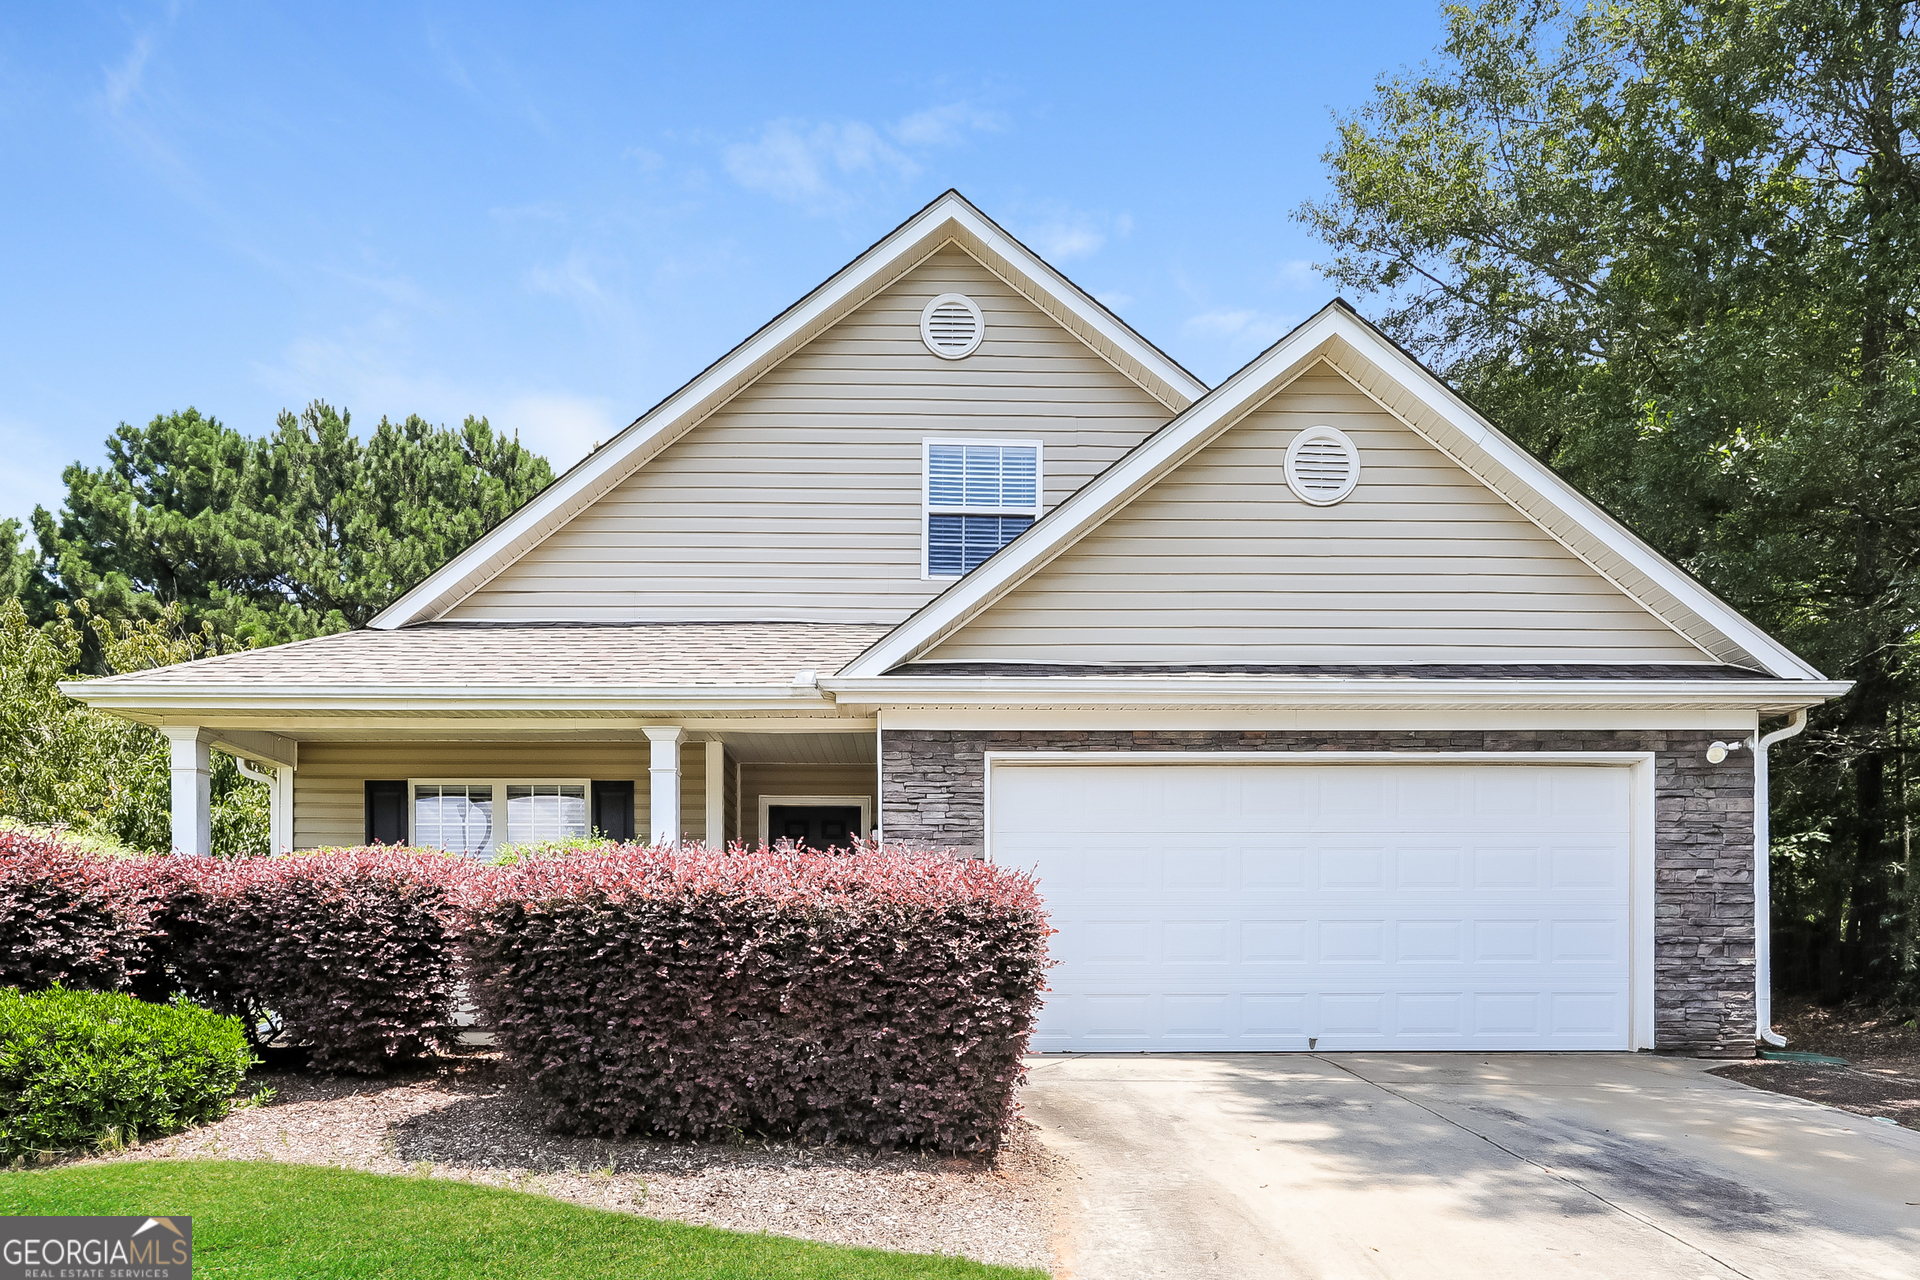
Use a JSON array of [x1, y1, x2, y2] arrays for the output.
[[1706, 740, 1746, 764]]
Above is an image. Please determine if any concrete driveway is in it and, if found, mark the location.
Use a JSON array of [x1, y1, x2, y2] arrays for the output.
[[1022, 1053, 1920, 1279]]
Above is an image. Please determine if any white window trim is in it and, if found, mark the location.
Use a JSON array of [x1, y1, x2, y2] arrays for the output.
[[408, 777, 591, 855], [921, 436, 1044, 580], [980, 750, 1656, 1052], [758, 794, 875, 846]]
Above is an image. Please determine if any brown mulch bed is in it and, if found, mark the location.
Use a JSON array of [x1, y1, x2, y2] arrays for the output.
[[84, 1054, 1065, 1273], [1709, 996, 1920, 1132]]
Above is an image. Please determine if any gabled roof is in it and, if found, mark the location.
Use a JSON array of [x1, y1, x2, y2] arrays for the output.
[[370, 191, 1208, 631], [835, 300, 1830, 683]]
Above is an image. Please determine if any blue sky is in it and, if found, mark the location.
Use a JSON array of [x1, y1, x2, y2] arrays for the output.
[[0, 1, 1450, 525]]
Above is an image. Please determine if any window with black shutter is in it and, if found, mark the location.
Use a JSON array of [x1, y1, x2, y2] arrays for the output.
[[365, 780, 408, 845], [591, 780, 635, 842]]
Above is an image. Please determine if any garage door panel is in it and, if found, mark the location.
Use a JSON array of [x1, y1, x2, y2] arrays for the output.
[[997, 762, 1634, 1052], [1031, 987, 1629, 1051], [1242, 919, 1310, 962], [1396, 919, 1465, 961], [1396, 846, 1468, 889], [1551, 842, 1627, 889], [1551, 918, 1624, 962], [1318, 845, 1389, 888], [1243, 844, 1311, 889]]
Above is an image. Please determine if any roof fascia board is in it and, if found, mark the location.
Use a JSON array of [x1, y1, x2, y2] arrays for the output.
[[58, 681, 840, 714], [821, 675, 1852, 713], [370, 192, 1206, 631], [847, 303, 1826, 682]]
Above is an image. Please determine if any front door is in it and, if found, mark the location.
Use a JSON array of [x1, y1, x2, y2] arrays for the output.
[[767, 805, 864, 851]]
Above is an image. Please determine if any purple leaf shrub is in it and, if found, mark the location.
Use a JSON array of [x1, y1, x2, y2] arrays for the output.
[[153, 849, 469, 1072], [458, 843, 1052, 1154], [0, 828, 159, 993]]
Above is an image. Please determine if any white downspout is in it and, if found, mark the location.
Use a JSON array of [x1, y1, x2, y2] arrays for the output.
[[235, 757, 294, 855], [1752, 709, 1809, 1048]]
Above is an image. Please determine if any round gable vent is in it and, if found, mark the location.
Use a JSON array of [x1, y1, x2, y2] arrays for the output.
[[920, 293, 985, 359], [1284, 425, 1361, 505]]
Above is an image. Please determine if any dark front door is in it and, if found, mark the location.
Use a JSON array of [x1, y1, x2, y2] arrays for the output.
[[767, 805, 864, 851]]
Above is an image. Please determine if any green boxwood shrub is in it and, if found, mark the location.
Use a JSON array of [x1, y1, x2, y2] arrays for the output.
[[0, 988, 253, 1158]]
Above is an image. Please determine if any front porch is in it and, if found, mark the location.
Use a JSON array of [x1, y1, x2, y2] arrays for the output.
[[59, 619, 895, 858], [155, 723, 878, 856]]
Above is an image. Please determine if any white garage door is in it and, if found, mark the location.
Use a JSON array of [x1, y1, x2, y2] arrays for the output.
[[993, 761, 1633, 1052]]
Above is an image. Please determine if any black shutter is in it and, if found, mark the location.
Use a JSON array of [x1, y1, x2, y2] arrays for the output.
[[591, 780, 635, 842], [365, 780, 408, 846]]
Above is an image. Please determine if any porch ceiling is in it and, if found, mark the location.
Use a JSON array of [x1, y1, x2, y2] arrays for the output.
[[714, 731, 874, 765]]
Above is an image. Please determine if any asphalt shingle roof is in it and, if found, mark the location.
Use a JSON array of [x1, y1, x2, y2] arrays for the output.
[[80, 622, 895, 688]]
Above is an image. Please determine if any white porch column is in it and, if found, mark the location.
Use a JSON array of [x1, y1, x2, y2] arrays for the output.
[[704, 741, 726, 848], [161, 727, 214, 856], [644, 727, 685, 847]]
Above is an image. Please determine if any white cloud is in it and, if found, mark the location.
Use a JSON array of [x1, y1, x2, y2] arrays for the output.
[[495, 393, 620, 467], [94, 22, 195, 186], [890, 103, 1003, 147], [257, 332, 616, 471], [722, 120, 916, 214], [1014, 208, 1132, 263], [525, 251, 612, 305], [1183, 308, 1300, 362], [102, 34, 154, 114], [1275, 259, 1324, 291], [722, 102, 1000, 215], [523, 249, 640, 332], [491, 201, 568, 226], [318, 265, 433, 310]]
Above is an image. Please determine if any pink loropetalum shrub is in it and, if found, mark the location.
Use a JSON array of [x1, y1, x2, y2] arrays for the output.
[[458, 843, 1052, 1154], [153, 848, 470, 1072]]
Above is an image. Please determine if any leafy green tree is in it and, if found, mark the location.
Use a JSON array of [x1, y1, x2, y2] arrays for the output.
[[27, 403, 554, 648], [1301, 0, 1920, 999], [0, 597, 265, 855], [0, 519, 34, 604]]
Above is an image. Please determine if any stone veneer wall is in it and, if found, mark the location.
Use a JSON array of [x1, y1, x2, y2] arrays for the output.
[[880, 728, 1755, 1056]]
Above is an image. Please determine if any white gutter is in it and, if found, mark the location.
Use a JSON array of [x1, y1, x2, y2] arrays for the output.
[[1751, 708, 1810, 1048], [821, 676, 1851, 714], [57, 681, 841, 715]]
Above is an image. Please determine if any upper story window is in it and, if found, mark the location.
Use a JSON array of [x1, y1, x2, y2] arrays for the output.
[[924, 439, 1041, 578]]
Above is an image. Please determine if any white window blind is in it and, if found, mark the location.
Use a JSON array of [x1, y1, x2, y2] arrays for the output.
[[925, 441, 1040, 577], [507, 783, 588, 844], [414, 784, 494, 859], [412, 780, 589, 860]]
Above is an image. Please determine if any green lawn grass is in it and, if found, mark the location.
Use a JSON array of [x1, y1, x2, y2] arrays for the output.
[[0, 1160, 1046, 1279]]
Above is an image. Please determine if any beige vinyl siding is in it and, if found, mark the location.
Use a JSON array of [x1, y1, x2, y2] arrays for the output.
[[293, 742, 716, 850], [1316, 338, 1764, 669], [927, 363, 1709, 665], [446, 247, 1174, 624], [740, 763, 878, 844]]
